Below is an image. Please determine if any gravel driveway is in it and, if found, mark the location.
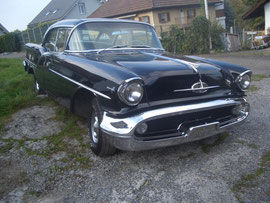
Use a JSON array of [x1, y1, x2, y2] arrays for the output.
[[1, 51, 270, 202]]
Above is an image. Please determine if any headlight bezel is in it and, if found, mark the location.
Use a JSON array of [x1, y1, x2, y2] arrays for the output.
[[118, 77, 144, 106], [235, 70, 252, 92]]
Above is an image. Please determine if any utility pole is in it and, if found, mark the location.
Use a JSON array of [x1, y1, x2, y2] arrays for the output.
[[204, 0, 212, 50], [204, 0, 209, 19]]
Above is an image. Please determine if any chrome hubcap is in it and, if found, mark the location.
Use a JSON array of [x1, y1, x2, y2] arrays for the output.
[[35, 79, 40, 91], [91, 111, 99, 144]]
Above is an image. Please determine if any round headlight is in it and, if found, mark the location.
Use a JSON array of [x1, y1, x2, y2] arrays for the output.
[[118, 79, 144, 106], [236, 71, 252, 91]]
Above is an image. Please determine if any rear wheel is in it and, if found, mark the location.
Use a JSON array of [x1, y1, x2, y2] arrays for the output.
[[88, 98, 116, 156], [34, 76, 45, 95]]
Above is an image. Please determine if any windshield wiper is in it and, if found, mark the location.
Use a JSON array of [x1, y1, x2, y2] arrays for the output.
[[97, 45, 158, 54], [97, 45, 130, 54]]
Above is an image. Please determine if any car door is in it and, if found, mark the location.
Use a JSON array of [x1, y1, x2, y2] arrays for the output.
[[42, 28, 73, 102]]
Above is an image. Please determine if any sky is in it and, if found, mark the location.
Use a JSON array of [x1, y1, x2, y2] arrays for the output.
[[0, 0, 51, 32]]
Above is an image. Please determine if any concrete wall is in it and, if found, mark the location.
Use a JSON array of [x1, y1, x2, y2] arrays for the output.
[[66, 0, 101, 19], [265, 2, 270, 34]]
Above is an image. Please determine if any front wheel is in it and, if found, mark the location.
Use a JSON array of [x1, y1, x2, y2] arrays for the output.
[[88, 98, 116, 156]]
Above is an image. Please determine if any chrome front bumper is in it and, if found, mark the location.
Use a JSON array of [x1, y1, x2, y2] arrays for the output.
[[100, 98, 249, 151]]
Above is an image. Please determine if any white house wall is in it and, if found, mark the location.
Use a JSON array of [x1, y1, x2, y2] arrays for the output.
[[66, 0, 101, 19], [265, 1, 270, 34]]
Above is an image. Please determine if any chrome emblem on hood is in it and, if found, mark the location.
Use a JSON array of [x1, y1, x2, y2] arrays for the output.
[[192, 81, 209, 93], [174, 80, 220, 93]]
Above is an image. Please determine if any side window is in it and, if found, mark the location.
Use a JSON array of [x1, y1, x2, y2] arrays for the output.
[[158, 12, 170, 23], [139, 16, 150, 23], [68, 29, 100, 51], [55, 29, 71, 52], [44, 29, 58, 52], [187, 9, 196, 19]]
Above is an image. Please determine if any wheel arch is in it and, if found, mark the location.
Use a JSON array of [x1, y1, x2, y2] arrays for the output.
[[70, 88, 96, 118]]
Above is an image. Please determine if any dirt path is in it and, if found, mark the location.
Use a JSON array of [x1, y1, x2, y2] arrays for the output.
[[0, 52, 25, 59]]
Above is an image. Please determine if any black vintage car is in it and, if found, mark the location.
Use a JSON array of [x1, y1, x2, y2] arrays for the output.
[[23, 19, 252, 156]]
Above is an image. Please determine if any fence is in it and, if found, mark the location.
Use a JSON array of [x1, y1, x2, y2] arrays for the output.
[[16, 22, 54, 49]]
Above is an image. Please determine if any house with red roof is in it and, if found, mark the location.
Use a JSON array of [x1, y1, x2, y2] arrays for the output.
[[88, 0, 225, 35]]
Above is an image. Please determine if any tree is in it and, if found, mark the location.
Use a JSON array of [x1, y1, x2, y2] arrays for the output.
[[228, 0, 265, 32], [243, 0, 261, 6]]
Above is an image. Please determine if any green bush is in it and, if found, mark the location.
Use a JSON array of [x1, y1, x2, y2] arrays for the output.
[[160, 25, 185, 53], [161, 16, 225, 54], [210, 21, 225, 50], [0, 32, 21, 53]]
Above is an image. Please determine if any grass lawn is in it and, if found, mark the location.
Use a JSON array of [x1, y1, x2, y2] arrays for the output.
[[0, 58, 46, 130], [0, 58, 90, 166]]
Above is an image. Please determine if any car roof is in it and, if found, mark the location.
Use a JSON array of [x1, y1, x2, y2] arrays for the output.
[[50, 18, 152, 29]]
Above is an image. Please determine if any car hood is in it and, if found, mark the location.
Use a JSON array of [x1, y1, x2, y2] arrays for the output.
[[89, 51, 234, 103], [96, 51, 220, 78]]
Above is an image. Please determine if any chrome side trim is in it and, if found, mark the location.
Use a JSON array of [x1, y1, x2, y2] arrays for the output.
[[25, 59, 37, 69], [174, 85, 220, 92], [100, 98, 245, 137], [48, 69, 111, 100]]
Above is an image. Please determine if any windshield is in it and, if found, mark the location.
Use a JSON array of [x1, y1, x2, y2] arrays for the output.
[[67, 22, 163, 51]]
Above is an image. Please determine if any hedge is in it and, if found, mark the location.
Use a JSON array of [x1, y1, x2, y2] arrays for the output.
[[160, 16, 225, 54], [0, 32, 21, 53]]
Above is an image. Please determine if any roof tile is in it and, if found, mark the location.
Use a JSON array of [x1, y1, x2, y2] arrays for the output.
[[89, 0, 221, 18]]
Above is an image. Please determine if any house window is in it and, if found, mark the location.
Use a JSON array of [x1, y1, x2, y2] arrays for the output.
[[187, 9, 196, 18], [158, 12, 170, 23], [139, 16, 150, 23], [79, 3, 86, 14]]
